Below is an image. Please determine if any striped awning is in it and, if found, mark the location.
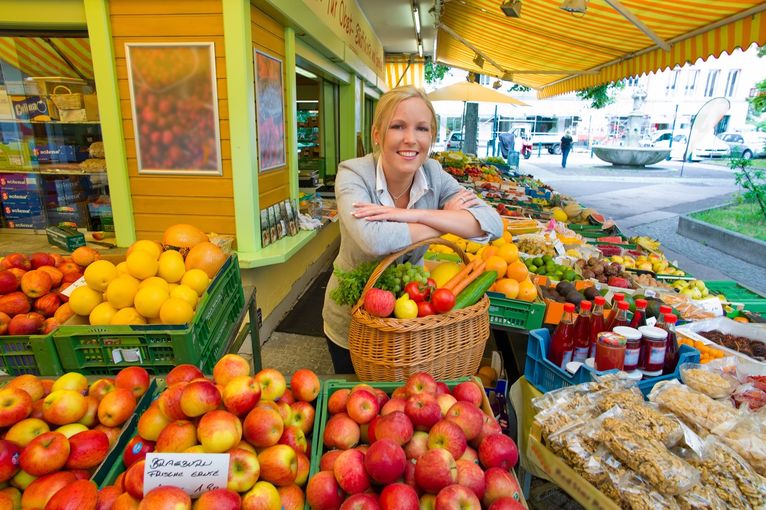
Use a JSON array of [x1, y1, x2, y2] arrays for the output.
[[0, 37, 93, 81], [435, 1, 766, 98], [385, 56, 425, 89]]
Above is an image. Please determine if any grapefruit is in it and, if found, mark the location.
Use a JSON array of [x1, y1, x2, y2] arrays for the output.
[[184, 242, 226, 279], [162, 224, 208, 250], [430, 262, 461, 288]]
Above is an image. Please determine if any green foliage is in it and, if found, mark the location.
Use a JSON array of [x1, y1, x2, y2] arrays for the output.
[[575, 82, 625, 109], [750, 46, 766, 114], [731, 157, 766, 220], [425, 60, 450, 84], [330, 261, 429, 306]]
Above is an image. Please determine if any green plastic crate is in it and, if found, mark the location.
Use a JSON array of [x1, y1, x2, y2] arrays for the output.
[[704, 280, 766, 313], [53, 255, 245, 375], [0, 333, 63, 376], [487, 291, 546, 330], [91, 378, 161, 487]]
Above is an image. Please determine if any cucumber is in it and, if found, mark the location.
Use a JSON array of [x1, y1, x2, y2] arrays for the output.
[[454, 271, 498, 309]]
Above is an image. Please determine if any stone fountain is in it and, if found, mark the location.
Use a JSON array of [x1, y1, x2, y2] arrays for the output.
[[592, 88, 671, 167]]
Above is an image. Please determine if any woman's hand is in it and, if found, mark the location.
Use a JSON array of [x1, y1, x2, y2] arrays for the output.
[[444, 188, 480, 211], [351, 202, 422, 223]]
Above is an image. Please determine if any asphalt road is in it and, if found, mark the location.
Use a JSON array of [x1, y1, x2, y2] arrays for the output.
[[516, 150, 766, 294]]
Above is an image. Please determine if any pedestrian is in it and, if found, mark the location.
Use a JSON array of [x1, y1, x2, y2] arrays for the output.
[[560, 130, 574, 168], [498, 131, 516, 164], [322, 85, 504, 374]]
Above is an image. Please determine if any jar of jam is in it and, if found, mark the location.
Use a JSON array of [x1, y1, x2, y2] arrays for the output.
[[638, 325, 668, 377], [613, 326, 642, 372], [595, 331, 626, 371]]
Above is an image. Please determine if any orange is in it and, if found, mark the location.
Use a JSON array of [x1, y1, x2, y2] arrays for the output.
[[480, 245, 499, 261], [484, 256, 507, 280], [517, 278, 537, 302], [497, 243, 519, 265], [494, 278, 519, 299], [506, 260, 529, 282]]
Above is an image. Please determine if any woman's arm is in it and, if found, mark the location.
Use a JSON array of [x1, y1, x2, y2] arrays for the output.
[[351, 204, 483, 239]]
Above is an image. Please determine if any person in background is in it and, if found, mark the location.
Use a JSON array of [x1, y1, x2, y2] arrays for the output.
[[322, 85, 504, 374], [560, 130, 574, 168], [498, 130, 516, 165]]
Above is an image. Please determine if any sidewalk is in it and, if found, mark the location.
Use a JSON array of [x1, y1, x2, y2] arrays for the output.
[[516, 151, 766, 294]]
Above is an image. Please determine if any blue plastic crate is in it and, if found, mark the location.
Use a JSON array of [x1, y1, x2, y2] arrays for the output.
[[524, 328, 699, 396], [524, 186, 551, 199]]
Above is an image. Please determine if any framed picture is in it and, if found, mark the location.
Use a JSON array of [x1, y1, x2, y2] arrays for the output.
[[126, 43, 222, 175], [254, 50, 286, 171], [260, 209, 271, 247]]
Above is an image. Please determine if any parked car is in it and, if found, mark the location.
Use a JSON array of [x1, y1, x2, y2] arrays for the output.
[[717, 131, 766, 159], [446, 131, 463, 150], [650, 130, 730, 161]]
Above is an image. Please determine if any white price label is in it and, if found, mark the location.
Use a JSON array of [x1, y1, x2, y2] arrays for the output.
[[694, 297, 725, 317], [144, 453, 229, 497], [60, 275, 87, 297], [553, 239, 566, 257]]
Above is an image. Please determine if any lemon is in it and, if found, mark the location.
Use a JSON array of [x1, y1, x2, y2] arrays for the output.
[[139, 276, 170, 292], [126, 250, 159, 280], [134, 286, 169, 319], [115, 261, 129, 275], [89, 302, 118, 325], [69, 286, 103, 316], [105, 275, 140, 309], [157, 250, 185, 283], [159, 297, 195, 324], [111, 307, 147, 325], [429, 262, 461, 288], [83, 260, 118, 292], [170, 284, 199, 310], [128, 239, 162, 260], [181, 269, 210, 296], [551, 207, 568, 222], [168, 283, 179, 293]]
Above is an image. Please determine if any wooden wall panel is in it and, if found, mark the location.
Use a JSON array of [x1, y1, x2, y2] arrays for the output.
[[110, 0, 235, 239], [251, 5, 290, 208]]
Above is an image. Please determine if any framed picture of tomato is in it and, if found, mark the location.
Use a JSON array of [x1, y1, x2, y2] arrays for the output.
[[126, 42, 223, 175], [254, 50, 286, 172]]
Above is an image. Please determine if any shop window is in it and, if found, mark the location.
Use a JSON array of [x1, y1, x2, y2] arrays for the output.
[[704, 69, 720, 97], [666, 69, 680, 95], [0, 32, 111, 233], [685, 70, 699, 96], [724, 69, 740, 97]]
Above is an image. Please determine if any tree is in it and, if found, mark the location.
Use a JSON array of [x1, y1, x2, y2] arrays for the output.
[[424, 60, 450, 84], [576, 81, 625, 109], [749, 46, 766, 116]]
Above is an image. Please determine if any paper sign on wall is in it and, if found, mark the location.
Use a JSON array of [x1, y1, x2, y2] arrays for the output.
[[143, 453, 229, 497]]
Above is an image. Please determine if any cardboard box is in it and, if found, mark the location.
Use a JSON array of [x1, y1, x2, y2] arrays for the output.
[[1, 188, 42, 203], [46, 226, 86, 251], [6, 218, 47, 229], [34, 144, 90, 163], [10, 95, 58, 120], [59, 109, 87, 123], [0, 141, 36, 169], [83, 94, 99, 121], [25, 77, 88, 96], [0, 88, 13, 119], [4, 203, 43, 216]]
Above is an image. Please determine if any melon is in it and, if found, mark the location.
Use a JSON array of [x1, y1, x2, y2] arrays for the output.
[[162, 224, 209, 252], [184, 242, 226, 278], [563, 203, 582, 219]]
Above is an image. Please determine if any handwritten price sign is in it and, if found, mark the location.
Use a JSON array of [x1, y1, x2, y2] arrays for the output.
[[143, 453, 229, 497]]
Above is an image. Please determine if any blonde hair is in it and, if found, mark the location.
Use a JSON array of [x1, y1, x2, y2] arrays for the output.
[[371, 85, 437, 156]]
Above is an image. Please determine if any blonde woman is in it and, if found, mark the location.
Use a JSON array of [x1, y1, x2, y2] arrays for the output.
[[322, 85, 503, 373]]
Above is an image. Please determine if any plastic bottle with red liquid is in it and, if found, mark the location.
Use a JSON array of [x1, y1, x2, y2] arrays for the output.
[[630, 299, 648, 329], [589, 296, 607, 358], [605, 293, 625, 330], [661, 314, 680, 375], [549, 303, 576, 370], [572, 300, 592, 363], [654, 305, 672, 328], [610, 301, 631, 331]]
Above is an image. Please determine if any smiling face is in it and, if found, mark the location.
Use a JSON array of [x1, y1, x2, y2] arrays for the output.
[[373, 97, 434, 180]]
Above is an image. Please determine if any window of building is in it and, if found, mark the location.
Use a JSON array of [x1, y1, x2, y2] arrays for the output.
[[704, 69, 720, 97], [724, 69, 740, 97], [667, 70, 680, 94], [479, 75, 491, 86], [685, 70, 699, 96]]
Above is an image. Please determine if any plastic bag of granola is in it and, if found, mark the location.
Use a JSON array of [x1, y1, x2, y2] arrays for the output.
[[712, 413, 766, 478], [679, 362, 738, 399], [609, 469, 682, 510], [649, 380, 738, 434]]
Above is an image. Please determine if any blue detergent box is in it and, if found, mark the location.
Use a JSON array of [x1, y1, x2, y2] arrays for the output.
[[0, 173, 41, 190]]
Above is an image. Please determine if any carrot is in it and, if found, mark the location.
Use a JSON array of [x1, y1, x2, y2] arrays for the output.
[[451, 261, 487, 296], [443, 259, 480, 291]]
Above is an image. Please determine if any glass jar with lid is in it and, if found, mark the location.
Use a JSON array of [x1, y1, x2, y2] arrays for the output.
[[613, 326, 642, 372], [637, 325, 668, 377]]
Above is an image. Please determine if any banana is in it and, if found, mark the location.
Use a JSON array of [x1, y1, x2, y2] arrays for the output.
[[631, 236, 661, 252]]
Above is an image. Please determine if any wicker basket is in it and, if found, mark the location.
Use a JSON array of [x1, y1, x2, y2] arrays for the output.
[[348, 238, 490, 381], [50, 85, 83, 110]]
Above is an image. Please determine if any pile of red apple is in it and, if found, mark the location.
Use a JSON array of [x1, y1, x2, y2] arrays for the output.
[[306, 373, 524, 510], [0, 365, 150, 509], [0, 247, 102, 336], [96, 355, 321, 509]]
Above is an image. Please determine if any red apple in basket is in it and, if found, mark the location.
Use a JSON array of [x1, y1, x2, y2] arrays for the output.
[[436, 484, 482, 510], [291, 368, 320, 402], [404, 430, 429, 460], [242, 480, 281, 510], [96, 485, 121, 510], [381, 397, 406, 415], [414, 448, 458, 494], [374, 410, 413, 446], [488, 497, 526, 510], [346, 389, 379, 424], [295, 450, 310, 486], [473, 414, 503, 448], [7, 374, 44, 401], [404, 372, 438, 396], [436, 393, 458, 418], [451, 381, 484, 407], [483, 467, 522, 507], [29, 252, 54, 269], [405, 393, 441, 430], [158, 382, 188, 421], [332, 448, 370, 494], [379, 483, 419, 510], [166, 364, 204, 386], [320, 450, 343, 471], [139, 485, 191, 510], [328, 388, 351, 415], [123, 435, 154, 468], [340, 493, 380, 510], [88, 378, 116, 402], [289, 401, 315, 434], [279, 425, 307, 454], [19, 431, 69, 476], [306, 471, 344, 510], [428, 419, 467, 460], [97, 387, 136, 427], [0, 440, 20, 483], [66, 429, 110, 469], [255, 368, 287, 402], [179, 379, 221, 417], [478, 433, 518, 470], [155, 420, 198, 453], [195, 488, 241, 510], [0, 387, 32, 427], [44, 478, 98, 510], [364, 437, 406, 485], [257, 444, 298, 486], [1, 253, 30, 271], [446, 401, 484, 441], [20, 471, 76, 510], [37, 265, 63, 287], [0, 271, 19, 293], [228, 447, 260, 493], [20, 270, 52, 299], [457, 459, 486, 501], [363, 288, 396, 317], [123, 459, 146, 499], [243, 406, 283, 447], [223, 375, 261, 416], [198, 409, 242, 453], [114, 366, 150, 399], [137, 404, 171, 442], [213, 353, 251, 387], [5, 417, 48, 448], [323, 413, 360, 450], [0, 292, 31, 316], [8, 312, 44, 336]]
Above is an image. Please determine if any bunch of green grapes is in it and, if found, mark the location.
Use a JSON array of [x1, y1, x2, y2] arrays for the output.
[[376, 262, 430, 296]]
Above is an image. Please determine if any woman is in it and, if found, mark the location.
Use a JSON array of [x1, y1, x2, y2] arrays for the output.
[[560, 130, 573, 168], [322, 85, 504, 373]]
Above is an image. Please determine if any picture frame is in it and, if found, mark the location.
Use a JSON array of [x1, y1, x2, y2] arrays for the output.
[[125, 43, 222, 175], [254, 50, 286, 171], [260, 209, 271, 247], [268, 205, 278, 243]]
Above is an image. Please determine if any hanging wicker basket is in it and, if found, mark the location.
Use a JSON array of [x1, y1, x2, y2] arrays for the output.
[[50, 85, 83, 110], [348, 237, 490, 381]]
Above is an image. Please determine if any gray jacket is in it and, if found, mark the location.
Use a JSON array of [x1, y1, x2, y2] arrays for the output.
[[322, 154, 504, 349]]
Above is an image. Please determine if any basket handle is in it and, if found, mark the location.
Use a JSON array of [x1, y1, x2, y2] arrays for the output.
[[52, 85, 72, 95], [351, 237, 470, 313]]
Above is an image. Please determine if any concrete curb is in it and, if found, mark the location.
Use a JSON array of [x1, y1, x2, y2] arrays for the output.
[[677, 207, 766, 269]]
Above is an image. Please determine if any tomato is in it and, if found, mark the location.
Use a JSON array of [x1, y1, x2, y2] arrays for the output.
[[404, 282, 431, 303], [430, 288, 456, 314], [417, 301, 435, 317]]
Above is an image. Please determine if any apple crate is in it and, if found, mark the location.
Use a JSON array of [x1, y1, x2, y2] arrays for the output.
[[52, 255, 245, 375], [487, 291, 546, 330], [310, 378, 528, 510], [0, 332, 63, 376]]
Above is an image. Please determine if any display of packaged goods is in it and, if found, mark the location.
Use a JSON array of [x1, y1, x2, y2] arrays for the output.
[[0, 172, 41, 190], [25, 76, 88, 96], [9, 95, 59, 120], [0, 141, 36, 169], [45, 225, 86, 251], [678, 317, 766, 367], [34, 144, 90, 163], [5, 217, 47, 229], [45, 201, 92, 229]]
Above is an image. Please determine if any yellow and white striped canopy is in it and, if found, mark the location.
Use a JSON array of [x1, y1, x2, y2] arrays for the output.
[[0, 37, 93, 81], [385, 56, 425, 89], [435, 0, 766, 98]]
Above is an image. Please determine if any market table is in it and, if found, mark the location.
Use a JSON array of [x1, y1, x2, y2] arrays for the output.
[[223, 285, 262, 371]]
